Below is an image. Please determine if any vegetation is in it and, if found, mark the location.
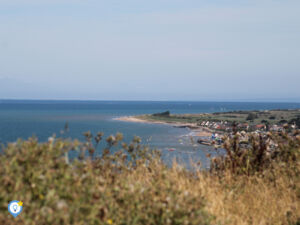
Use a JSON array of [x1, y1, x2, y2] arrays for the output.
[[246, 113, 258, 121], [152, 111, 170, 117], [289, 116, 300, 127], [137, 109, 300, 126], [0, 129, 299, 225], [0, 134, 211, 225]]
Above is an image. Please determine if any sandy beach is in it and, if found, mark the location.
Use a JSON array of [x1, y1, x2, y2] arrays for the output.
[[115, 116, 198, 127], [114, 116, 166, 125], [114, 116, 213, 137]]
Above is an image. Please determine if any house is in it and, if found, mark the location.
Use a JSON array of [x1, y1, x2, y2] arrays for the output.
[[255, 124, 266, 130], [270, 125, 279, 131], [237, 123, 249, 130], [216, 124, 226, 130]]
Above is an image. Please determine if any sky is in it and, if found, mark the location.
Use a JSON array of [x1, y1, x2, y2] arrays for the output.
[[0, 0, 299, 101]]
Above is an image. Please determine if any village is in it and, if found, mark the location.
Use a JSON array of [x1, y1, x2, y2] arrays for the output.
[[196, 119, 299, 147], [198, 119, 298, 133], [130, 109, 300, 147]]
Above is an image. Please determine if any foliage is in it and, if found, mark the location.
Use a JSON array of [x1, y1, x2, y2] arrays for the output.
[[289, 116, 300, 127], [152, 111, 170, 117], [210, 130, 300, 175], [140, 109, 300, 127], [279, 119, 288, 124], [0, 130, 299, 224], [207, 130, 300, 224], [0, 134, 211, 225], [246, 113, 258, 121]]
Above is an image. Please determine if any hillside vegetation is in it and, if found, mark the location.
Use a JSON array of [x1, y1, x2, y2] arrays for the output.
[[138, 109, 300, 126], [0, 130, 299, 225]]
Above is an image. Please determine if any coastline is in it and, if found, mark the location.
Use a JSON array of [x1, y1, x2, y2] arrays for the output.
[[114, 116, 213, 137]]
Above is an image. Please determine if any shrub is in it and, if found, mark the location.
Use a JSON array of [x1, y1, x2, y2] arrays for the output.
[[289, 116, 300, 127], [209, 130, 300, 176], [0, 134, 211, 225], [0, 130, 299, 225], [279, 119, 288, 124], [246, 113, 257, 121], [153, 111, 170, 117]]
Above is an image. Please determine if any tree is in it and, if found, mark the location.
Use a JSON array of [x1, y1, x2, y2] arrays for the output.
[[246, 113, 257, 121], [153, 111, 170, 117]]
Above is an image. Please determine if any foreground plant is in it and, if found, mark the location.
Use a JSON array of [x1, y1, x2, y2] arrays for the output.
[[210, 130, 300, 176], [0, 130, 299, 225], [0, 134, 211, 225]]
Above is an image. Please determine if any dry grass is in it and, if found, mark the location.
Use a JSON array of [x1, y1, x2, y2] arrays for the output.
[[0, 131, 299, 225], [141, 160, 300, 225], [201, 171, 300, 225]]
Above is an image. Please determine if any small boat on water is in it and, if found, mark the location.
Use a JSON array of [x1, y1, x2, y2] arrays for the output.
[[168, 148, 176, 152], [197, 139, 212, 146], [198, 133, 223, 146]]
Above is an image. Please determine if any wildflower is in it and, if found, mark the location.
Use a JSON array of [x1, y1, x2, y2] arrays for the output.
[[57, 200, 67, 210], [107, 219, 113, 224]]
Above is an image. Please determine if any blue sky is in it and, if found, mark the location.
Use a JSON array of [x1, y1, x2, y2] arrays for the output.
[[0, 0, 299, 101]]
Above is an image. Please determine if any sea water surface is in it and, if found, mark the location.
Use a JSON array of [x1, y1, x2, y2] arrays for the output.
[[1, 100, 300, 168]]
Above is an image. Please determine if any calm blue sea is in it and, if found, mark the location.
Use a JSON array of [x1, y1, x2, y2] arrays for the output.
[[1, 100, 300, 167]]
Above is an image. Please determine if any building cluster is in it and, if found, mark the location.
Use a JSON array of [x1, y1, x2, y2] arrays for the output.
[[198, 121, 298, 148], [198, 121, 230, 131], [198, 120, 298, 133]]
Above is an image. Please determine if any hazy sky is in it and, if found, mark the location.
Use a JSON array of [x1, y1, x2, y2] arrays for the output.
[[0, 0, 299, 101]]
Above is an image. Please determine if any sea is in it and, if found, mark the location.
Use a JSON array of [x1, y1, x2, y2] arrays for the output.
[[1, 100, 300, 168]]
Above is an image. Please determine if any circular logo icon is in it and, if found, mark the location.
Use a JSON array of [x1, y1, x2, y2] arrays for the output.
[[8, 201, 23, 218], [10, 202, 21, 213]]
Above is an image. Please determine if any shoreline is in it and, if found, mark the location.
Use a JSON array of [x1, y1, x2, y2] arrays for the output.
[[114, 116, 213, 137]]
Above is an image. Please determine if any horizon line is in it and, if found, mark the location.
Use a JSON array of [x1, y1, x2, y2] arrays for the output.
[[1, 98, 300, 104]]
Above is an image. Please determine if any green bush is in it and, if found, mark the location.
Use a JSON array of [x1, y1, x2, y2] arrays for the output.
[[0, 135, 211, 225], [0, 130, 299, 224], [246, 113, 258, 121], [209, 130, 300, 176]]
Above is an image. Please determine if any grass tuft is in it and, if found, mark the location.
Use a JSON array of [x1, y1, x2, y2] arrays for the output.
[[0, 130, 299, 225]]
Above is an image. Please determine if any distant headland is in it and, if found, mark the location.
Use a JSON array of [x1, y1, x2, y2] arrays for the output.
[[116, 109, 300, 146]]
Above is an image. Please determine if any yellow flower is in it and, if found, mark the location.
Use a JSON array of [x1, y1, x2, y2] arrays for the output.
[[107, 219, 113, 224], [18, 201, 23, 206]]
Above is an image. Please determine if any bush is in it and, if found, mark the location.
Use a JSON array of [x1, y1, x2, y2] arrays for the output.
[[246, 113, 258, 121], [279, 119, 288, 124], [209, 130, 300, 176], [0, 130, 299, 225], [153, 111, 170, 117], [0, 134, 211, 225], [289, 116, 300, 127]]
